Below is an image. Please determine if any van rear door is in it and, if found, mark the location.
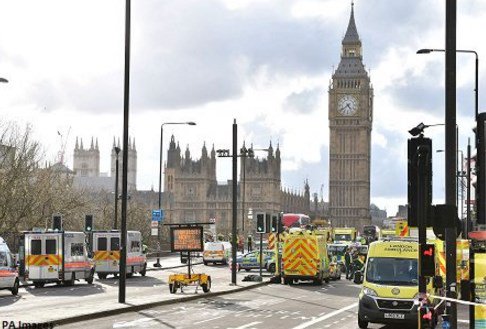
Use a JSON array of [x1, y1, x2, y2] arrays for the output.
[[26, 234, 61, 280]]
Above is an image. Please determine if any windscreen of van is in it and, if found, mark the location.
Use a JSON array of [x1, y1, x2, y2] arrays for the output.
[[205, 243, 224, 251], [366, 257, 418, 286], [328, 245, 347, 256], [0, 250, 7, 266], [334, 234, 352, 241]]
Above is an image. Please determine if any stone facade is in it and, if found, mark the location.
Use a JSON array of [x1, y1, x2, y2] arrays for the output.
[[328, 3, 373, 231], [162, 136, 310, 235]]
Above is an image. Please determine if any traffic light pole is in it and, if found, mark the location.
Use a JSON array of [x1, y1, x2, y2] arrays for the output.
[[231, 120, 237, 285], [417, 143, 430, 297], [259, 233, 263, 277]]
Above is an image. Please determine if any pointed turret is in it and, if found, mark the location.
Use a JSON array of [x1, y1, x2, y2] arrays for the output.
[[211, 144, 216, 158], [268, 141, 273, 157], [90, 137, 94, 150], [334, 1, 367, 78], [185, 145, 191, 159], [113, 137, 116, 148], [80, 138, 84, 150], [132, 138, 136, 150], [95, 138, 99, 150], [202, 142, 208, 158], [276, 142, 280, 159], [342, 1, 360, 45], [75, 137, 79, 150]]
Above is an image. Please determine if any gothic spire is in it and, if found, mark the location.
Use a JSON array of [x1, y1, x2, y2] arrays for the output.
[[113, 137, 116, 148], [202, 141, 208, 158], [75, 137, 79, 150], [90, 137, 94, 150], [343, 1, 360, 45], [80, 138, 84, 150], [95, 138, 99, 150]]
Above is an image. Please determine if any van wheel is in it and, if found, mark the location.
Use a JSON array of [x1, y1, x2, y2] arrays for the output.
[[140, 263, 147, 277], [65, 273, 75, 286], [324, 277, 330, 284], [86, 270, 94, 284], [34, 282, 45, 288], [98, 273, 107, 280], [203, 261, 208, 265], [313, 278, 323, 286], [268, 263, 276, 273], [222, 260, 227, 265], [358, 318, 368, 329], [11, 279, 19, 295]]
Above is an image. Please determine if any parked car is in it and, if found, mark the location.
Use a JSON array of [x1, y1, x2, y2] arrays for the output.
[[234, 250, 274, 272]]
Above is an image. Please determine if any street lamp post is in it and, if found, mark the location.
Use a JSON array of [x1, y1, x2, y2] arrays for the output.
[[417, 48, 478, 120], [114, 147, 121, 229], [119, 0, 131, 304], [153, 121, 196, 268]]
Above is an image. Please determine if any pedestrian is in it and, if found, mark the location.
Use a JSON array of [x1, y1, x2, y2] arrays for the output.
[[344, 247, 352, 280], [247, 235, 253, 252]]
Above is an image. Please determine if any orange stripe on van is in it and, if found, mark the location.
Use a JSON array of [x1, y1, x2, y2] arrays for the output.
[[26, 254, 62, 266]]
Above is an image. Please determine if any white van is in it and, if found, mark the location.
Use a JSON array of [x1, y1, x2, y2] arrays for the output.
[[0, 237, 19, 295], [24, 231, 94, 288], [203, 241, 232, 265], [91, 230, 146, 279]]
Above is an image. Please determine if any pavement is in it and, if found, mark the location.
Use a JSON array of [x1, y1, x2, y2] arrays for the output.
[[1, 254, 270, 327]]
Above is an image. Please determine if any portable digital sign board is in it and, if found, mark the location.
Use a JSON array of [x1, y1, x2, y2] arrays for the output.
[[170, 226, 204, 252]]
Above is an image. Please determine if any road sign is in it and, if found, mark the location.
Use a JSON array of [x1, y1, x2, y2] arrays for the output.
[[152, 209, 164, 222], [151, 228, 158, 236], [209, 218, 216, 224], [151, 221, 159, 228]]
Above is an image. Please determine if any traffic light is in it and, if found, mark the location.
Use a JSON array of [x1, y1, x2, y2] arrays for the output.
[[256, 212, 266, 233], [431, 204, 461, 241], [265, 213, 271, 233], [270, 213, 278, 233], [85, 215, 94, 232], [420, 243, 435, 277], [52, 214, 62, 231], [407, 136, 433, 227]]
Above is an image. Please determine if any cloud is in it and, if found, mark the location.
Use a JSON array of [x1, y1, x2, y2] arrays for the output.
[[283, 88, 321, 114], [128, 0, 339, 110]]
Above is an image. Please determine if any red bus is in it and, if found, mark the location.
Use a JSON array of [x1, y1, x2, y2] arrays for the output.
[[282, 213, 311, 228]]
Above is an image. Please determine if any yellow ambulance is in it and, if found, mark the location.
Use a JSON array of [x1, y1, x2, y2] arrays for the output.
[[357, 239, 443, 328]]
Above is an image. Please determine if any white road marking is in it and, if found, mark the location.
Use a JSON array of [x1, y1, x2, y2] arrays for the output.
[[113, 318, 155, 328], [194, 316, 226, 324], [290, 302, 359, 329], [227, 321, 262, 329]]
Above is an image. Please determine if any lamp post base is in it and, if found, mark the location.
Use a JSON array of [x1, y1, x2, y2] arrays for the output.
[[153, 259, 162, 267]]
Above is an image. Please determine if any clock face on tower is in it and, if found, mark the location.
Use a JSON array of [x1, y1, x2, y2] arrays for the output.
[[338, 95, 358, 116]]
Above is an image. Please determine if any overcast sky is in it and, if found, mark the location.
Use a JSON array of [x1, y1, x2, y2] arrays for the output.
[[1, 0, 485, 216]]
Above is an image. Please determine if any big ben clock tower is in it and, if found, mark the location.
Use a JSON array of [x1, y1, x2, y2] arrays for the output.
[[328, 2, 373, 230]]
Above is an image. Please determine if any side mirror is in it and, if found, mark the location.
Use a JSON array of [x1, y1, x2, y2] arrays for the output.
[[433, 275, 443, 289]]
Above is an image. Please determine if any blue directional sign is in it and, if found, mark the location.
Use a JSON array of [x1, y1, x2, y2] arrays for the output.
[[152, 209, 164, 222]]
